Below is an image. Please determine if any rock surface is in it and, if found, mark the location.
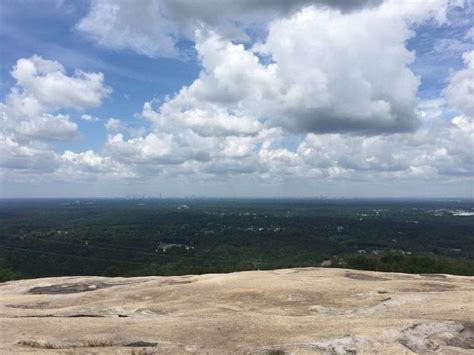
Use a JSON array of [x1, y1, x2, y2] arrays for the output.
[[0, 267, 473, 354]]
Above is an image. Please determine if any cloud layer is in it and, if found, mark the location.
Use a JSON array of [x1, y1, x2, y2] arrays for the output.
[[1, 0, 473, 197]]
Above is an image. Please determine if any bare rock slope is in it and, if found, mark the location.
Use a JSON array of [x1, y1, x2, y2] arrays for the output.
[[0, 268, 473, 354]]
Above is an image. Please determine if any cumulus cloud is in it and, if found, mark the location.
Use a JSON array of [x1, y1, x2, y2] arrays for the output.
[[77, 0, 383, 58], [76, 0, 179, 58], [295, 113, 474, 179], [15, 113, 78, 141], [101, 1, 472, 187], [444, 50, 474, 117], [104, 117, 125, 133], [58, 150, 136, 179], [3, 1, 472, 196], [1, 55, 111, 141], [143, 87, 264, 136], [1, 92, 78, 141], [0, 56, 115, 179], [136, 2, 425, 137], [0, 133, 58, 172], [378, 0, 453, 24], [258, 5, 422, 134], [105, 132, 211, 165], [10, 55, 111, 111]]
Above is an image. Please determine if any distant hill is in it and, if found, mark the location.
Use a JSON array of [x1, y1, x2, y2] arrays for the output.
[[0, 267, 473, 353]]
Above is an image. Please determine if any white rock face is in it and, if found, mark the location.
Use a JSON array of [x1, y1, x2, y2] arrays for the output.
[[0, 268, 473, 353]]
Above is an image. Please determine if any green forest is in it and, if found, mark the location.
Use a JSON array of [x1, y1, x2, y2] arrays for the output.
[[0, 198, 473, 281]]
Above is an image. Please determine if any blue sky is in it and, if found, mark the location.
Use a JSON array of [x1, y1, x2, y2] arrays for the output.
[[0, 0, 473, 198], [1, 0, 200, 153], [407, 4, 473, 98]]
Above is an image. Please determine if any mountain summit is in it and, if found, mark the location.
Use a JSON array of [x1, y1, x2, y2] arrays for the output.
[[0, 267, 473, 353]]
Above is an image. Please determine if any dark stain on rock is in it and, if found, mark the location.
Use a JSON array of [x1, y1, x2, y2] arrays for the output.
[[345, 272, 388, 281], [402, 282, 456, 292], [28, 281, 136, 295], [124, 341, 158, 347], [256, 349, 287, 355], [160, 279, 194, 286], [6, 302, 51, 309], [423, 282, 456, 291], [7, 314, 105, 318], [29, 283, 107, 294], [420, 273, 448, 279]]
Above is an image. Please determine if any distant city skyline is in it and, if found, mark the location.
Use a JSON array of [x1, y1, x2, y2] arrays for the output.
[[1, 0, 473, 198]]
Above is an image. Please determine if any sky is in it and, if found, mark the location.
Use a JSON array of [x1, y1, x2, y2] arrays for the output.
[[0, 0, 473, 198]]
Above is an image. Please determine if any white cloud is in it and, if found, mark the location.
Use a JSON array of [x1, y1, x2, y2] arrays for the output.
[[77, 0, 383, 58], [1, 92, 78, 141], [444, 50, 474, 117], [1, 55, 111, 141], [11, 55, 111, 111], [105, 132, 211, 165], [139, 3, 426, 136], [15, 113, 77, 141], [466, 27, 474, 40], [257, 5, 422, 134], [58, 150, 136, 179], [80, 114, 99, 122], [76, 0, 179, 58], [104, 117, 125, 133], [0, 56, 113, 179], [288, 87, 473, 180], [101, 2, 472, 188], [378, 0, 452, 24], [0, 133, 57, 172], [143, 102, 262, 138], [3, 1, 472, 197]]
